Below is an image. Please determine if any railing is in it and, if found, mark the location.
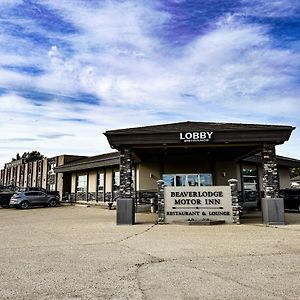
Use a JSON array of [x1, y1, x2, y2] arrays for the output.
[[62, 189, 159, 208], [135, 190, 158, 205], [63, 191, 121, 203], [238, 190, 261, 210]]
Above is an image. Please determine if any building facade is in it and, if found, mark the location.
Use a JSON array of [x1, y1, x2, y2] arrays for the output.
[[0, 155, 85, 197], [53, 150, 299, 208], [54, 121, 300, 208], [2, 121, 300, 208]]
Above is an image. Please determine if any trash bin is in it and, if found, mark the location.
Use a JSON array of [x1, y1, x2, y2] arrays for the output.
[[116, 198, 135, 225]]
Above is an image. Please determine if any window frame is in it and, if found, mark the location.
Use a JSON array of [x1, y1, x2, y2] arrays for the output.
[[76, 174, 88, 193], [163, 173, 213, 187]]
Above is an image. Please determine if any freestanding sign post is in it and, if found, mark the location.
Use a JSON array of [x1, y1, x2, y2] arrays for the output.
[[164, 186, 233, 224]]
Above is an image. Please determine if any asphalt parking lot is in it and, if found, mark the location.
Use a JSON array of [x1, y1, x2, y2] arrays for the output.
[[0, 206, 300, 300]]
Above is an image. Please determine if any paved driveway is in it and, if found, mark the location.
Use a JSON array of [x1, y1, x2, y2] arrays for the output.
[[0, 206, 300, 299]]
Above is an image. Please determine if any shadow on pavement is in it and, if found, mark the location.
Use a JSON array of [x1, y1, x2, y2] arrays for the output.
[[240, 210, 300, 225], [135, 212, 158, 225]]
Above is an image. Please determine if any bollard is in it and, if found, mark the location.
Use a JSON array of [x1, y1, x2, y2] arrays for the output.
[[157, 180, 165, 224], [228, 178, 240, 224], [150, 198, 156, 213]]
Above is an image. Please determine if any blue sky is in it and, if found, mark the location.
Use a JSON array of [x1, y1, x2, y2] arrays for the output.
[[0, 0, 300, 167]]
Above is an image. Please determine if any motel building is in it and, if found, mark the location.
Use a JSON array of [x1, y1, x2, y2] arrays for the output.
[[1, 121, 300, 224], [0, 155, 85, 196]]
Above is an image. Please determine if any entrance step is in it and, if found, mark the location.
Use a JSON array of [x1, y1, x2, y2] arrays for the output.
[[172, 220, 226, 226]]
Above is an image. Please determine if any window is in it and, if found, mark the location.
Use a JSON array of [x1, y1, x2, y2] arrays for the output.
[[163, 174, 213, 187], [175, 175, 186, 186], [48, 163, 56, 176], [37, 162, 42, 174], [242, 168, 258, 191], [241, 167, 260, 205], [25, 191, 44, 196], [187, 174, 199, 186], [98, 172, 104, 192], [49, 183, 56, 191], [77, 175, 87, 193], [25, 192, 37, 196], [48, 174, 56, 191], [113, 171, 120, 191], [162, 175, 175, 186], [199, 174, 213, 186]]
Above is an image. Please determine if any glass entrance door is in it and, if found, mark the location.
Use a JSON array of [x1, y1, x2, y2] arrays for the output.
[[241, 166, 260, 209]]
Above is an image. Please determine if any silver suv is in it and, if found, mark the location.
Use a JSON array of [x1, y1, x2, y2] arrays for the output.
[[10, 191, 58, 209]]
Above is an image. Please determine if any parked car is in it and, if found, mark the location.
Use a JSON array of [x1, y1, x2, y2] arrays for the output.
[[0, 186, 20, 208], [0, 187, 59, 209], [279, 189, 300, 212], [0, 192, 14, 208], [10, 191, 59, 209], [19, 187, 60, 200]]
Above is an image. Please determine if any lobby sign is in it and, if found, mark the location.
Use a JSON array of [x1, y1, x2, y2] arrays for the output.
[[164, 186, 233, 223], [179, 131, 213, 142]]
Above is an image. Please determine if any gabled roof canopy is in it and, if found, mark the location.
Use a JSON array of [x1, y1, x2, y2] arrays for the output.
[[104, 121, 295, 149], [54, 152, 119, 173], [105, 121, 294, 134], [52, 122, 297, 174], [244, 154, 300, 168]]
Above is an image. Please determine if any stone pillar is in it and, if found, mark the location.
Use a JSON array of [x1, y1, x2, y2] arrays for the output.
[[157, 180, 165, 224], [117, 148, 135, 225], [261, 144, 279, 198], [228, 178, 240, 224], [119, 148, 133, 198]]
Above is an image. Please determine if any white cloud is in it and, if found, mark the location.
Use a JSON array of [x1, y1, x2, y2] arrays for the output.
[[0, 69, 32, 88], [0, 92, 168, 168], [43, 0, 169, 47], [241, 0, 300, 18], [6, 0, 296, 114], [278, 131, 300, 161], [176, 19, 300, 113], [1, 0, 300, 168]]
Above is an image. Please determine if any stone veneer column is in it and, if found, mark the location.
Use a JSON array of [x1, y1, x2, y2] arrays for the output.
[[261, 144, 279, 198], [157, 180, 165, 224], [119, 148, 133, 198]]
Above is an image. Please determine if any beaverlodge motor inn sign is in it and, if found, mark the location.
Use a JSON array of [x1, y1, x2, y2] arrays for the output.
[[164, 186, 233, 223]]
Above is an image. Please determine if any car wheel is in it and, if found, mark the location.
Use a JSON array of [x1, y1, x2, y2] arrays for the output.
[[48, 199, 57, 207], [19, 201, 29, 209], [1, 203, 8, 208]]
